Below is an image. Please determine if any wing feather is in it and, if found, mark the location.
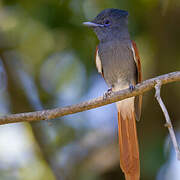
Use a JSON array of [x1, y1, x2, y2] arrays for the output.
[[95, 47, 104, 76], [131, 41, 142, 121], [131, 41, 142, 83]]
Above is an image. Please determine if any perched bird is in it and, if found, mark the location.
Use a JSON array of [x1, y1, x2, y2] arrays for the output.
[[83, 8, 142, 180]]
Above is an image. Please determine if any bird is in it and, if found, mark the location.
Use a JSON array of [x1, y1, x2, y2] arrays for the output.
[[83, 8, 142, 180]]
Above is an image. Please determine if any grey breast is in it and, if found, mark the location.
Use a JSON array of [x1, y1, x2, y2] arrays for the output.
[[98, 40, 137, 87]]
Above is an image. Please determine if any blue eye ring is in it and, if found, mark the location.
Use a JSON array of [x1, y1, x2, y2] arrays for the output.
[[104, 19, 111, 27]]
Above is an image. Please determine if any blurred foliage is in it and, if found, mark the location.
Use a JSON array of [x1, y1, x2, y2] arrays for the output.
[[0, 0, 180, 180]]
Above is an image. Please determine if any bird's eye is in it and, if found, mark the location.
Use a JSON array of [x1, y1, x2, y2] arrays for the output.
[[104, 20, 110, 26]]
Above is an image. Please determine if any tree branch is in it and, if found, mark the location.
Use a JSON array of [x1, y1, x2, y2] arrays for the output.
[[155, 80, 180, 160], [0, 71, 180, 125]]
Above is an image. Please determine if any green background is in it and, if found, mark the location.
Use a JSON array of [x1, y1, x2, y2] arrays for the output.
[[0, 0, 180, 179]]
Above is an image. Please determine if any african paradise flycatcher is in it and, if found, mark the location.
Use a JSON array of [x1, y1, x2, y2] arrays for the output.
[[83, 8, 142, 180]]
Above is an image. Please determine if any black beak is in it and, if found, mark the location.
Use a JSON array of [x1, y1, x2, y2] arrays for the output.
[[83, 22, 104, 27]]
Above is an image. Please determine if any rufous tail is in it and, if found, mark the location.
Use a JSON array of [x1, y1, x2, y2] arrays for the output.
[[117, 103, 140, 180]]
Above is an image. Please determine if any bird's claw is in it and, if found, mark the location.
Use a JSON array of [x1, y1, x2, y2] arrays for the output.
[[103, 88, 113, 99], [129, 84, 135, 91]]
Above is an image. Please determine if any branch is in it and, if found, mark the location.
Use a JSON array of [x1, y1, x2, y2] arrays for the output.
[[0, 71, 180, 125], [155, 80, 180, 160]]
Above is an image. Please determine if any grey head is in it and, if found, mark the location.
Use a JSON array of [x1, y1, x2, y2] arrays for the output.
[[83, 8, 130, 42]]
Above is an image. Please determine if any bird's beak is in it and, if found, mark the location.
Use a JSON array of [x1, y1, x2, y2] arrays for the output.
[[83, 22, 104, 27]]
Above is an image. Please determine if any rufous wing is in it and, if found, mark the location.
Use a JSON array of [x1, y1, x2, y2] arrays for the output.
[[131, 41, 142, 121]]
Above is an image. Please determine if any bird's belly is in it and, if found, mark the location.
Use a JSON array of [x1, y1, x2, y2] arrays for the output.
[[103, 58, 136, 89], [98, 41, 137, 89]]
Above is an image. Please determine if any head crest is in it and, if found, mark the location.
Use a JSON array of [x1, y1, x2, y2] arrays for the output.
[[97, 8, 129, 19]]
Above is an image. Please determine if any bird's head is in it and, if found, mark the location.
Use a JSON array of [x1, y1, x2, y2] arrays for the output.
[[83, 8, 129, 42]]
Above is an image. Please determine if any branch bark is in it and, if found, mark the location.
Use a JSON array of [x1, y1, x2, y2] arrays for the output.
[[0, 71, 180, 125]]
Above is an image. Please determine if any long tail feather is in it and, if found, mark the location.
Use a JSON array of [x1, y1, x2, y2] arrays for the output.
[[117, 101, 140, 180]]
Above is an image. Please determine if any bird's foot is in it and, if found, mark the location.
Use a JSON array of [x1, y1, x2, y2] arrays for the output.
[[129, 84, 135, 91], [103, 88, 113, 99]]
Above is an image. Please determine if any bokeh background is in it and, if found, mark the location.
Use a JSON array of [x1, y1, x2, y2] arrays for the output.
[[0, 0, 180, 180]]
